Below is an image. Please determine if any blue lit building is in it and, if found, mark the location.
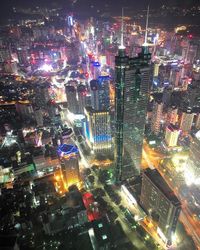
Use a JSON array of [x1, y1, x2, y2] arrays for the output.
[[57, 144, 80, 189], [84, 107, 112, 155]]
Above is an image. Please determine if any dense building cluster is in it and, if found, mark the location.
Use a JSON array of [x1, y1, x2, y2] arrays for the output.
[[0, 2, 200, 250]]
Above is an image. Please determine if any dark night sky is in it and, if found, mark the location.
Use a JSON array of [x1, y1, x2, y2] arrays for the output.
[[1, 0, 199, 11], [0, 0, 199, 23]]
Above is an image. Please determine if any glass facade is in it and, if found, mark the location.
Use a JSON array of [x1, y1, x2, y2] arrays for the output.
[[114, 47, 152, 182]]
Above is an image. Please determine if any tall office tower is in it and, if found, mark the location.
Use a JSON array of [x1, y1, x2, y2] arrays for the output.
[[114, 8, 151, 182], [167, 106, 178, 126], [180, 108, 194, 133], [77, 84, 87, 114], [90, 79, 110, 111], [114, 46, 129, 182], [84, 107, 112, 154], [165, 124, 180, 147], [140, 168, 181, 246], [65, 85, 79, 114], [151, 99, 163, 135], [57, 144, 80, 189]]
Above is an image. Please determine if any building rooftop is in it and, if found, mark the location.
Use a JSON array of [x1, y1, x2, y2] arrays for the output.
[[84, 106, 108, 114], [90, 79, 99, 91], [65, 85, 76, 92], [167, 124, 179, 132], [57, 144, 79, 157], [143, 168, 181, 206]]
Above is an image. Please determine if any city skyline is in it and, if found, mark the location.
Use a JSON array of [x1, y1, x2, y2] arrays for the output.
[[0, 1, 199, 250]]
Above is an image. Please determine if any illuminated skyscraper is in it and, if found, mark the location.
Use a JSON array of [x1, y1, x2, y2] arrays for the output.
[[153, 62, 160, 77], [165, 124, 180, 147], [84, 107, 112, 154], [151, 99, 163, 135], [180, 108, 194, 133], [114, 7, 151, 182], [57, 144, 80, 189]]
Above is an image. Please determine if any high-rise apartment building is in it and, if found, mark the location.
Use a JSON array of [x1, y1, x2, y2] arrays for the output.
[[180, 108, 194, 133], [84, 107, 112, 154], [140, 168, 181, 245], [77, 84, 87, 114], [167, 106, 178, 126], [153, 62, 160, 77], [151, 99, 163, 135], [165, 124, 180, 147]]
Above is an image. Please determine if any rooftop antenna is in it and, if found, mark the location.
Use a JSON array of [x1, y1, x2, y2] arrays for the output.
[[119, 7, 125, 49], [144, 5, 150, 46]]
